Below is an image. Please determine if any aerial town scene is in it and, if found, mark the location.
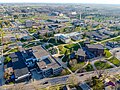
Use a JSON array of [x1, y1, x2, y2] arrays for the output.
[[0, 0, 120, 90]]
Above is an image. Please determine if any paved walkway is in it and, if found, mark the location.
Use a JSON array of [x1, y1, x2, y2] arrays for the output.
[[75, 61, 89, 74]]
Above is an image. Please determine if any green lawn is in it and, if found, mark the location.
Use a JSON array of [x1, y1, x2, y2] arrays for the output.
[[108, 57, 120, 67], [49, 39, 64, 45], [94, 61, 113, 70], [28, 29, 37, 34], [64, 43, 80, 51], [88, 76, 104, 90], [45, 44, 53, 49], [104, 49, 112, 58], [84, 63, 94, 72], [69, 62, 85, 72], [8, 48, 18, 53], [4, 48, 18, 54], [58, 41, 84, 54], [4, 56, 12, 64], [58, 45, 70, 54]]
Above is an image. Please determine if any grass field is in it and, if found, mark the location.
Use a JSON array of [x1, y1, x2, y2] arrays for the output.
[[104, 49, 112, 58], [108, 57, 120, 67], [94, 61, 113, 70], [69, 62, 85, 72], [84, 63, 94, 72]]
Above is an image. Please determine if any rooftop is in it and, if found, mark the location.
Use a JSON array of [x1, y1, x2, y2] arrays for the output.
[[9, 52, 29, 78], [86, 44, 104, 50], [37, 56, 60, 70], [76, 49, 86, 57], [32, 46, 49, 59]]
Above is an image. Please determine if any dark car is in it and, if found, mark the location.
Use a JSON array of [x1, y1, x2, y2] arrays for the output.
[[0, 61, 2, 65], [117, 80, 120, 84], [43, 81, 48, 85], [79, 74, 84, 76]]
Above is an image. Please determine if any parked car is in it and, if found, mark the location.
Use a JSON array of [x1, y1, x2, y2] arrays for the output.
[[43, 81, 48, 85], [0, 61, 2, 65], [79, 74, 84, 76]]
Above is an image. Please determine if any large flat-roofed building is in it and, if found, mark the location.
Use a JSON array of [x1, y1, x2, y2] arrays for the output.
[[37, 56, 62, 77], [86, 44, 104, 56], [32, 46, 49, 60], [32, 46, 62, 77], [20, 46, 62, 77]]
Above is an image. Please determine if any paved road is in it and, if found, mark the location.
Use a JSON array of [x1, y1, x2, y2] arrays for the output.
[[14, 67, 120, 89]]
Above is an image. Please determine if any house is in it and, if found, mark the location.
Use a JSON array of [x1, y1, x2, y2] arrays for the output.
[[85, 31, 109, 41], [98, 29, 114, 36], [21, 36, 33, 41], [54, 34, 71, 43], [79, 82, 91, 90], [105, 41, 116, 48], [38, 30, 52, 36], [10, 37, 16, 42], [84, 41, 90, 46], [49, 12, 60, 16], [56, 19, 69, 23], [70, 34, 83, 41], [75, 49, 86, 61], [4, 52, 31, 83], [48, 24, 62, 30], [19, 47, 37, 69], [86, 44, 104, 56], [63, 85, 77, 90], [47, 19, 69, 23], [25, 20, 33, 28], [72, 20, 86, 27], [91, 31, 103, 40]]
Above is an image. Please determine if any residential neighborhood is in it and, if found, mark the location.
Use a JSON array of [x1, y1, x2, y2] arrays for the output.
[[0, 2, 120, 90]]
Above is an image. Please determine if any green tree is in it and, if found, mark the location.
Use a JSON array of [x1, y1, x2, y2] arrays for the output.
[[4, 56, 11, 64]]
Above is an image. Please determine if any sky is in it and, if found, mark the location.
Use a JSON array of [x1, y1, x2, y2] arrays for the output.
[[1, 0, 120, 4]]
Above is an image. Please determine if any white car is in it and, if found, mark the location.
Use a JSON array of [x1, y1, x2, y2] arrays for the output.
[[0, 61, 2, 65]]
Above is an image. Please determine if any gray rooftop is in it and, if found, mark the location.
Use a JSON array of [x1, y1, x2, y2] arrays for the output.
[[32, 46, 49, 59], [86, 44, 104, 50], [37, 56, 60, 70], [76, 49, 86, 57]]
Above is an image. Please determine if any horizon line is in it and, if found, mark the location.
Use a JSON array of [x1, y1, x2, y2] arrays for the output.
[[0, 2, 120, 5]]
